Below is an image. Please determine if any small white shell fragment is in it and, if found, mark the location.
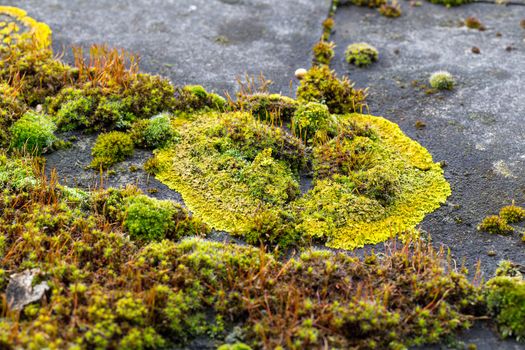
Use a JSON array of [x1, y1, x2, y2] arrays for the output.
[[295, 68, 307, 80]]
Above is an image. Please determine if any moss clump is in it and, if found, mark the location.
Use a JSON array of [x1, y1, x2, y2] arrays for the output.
[[90, 131, 134, 169], [499, 204, 525, 224], [0, 152, 36, 191], [9, 111, 56, 154], [235, 93, 297, 125], [218, 343, 252, 350], [0, 10, 491, 349], [131, 113, 175, 149], [429, 71, 455, 90], [291, 101, 337, 143], [379, 3, 402, 18], [477, 215, 513, 235], [174, 85, 226, 112], [155, 111, 450, 250], [0, 83, 26, 147], [47, 78, 172, 132], [345, 43, 379, 67], [1, 10, 175, 132], [426, 0, 471, 6], [321, 17, 334, 41], [124, 73, 176, 117], [124, 195, 208, 242], [297, 65, 367, 114], [312, 41, 335, 66], [465, 16, 484, 30], [350, 0, 386, 7], [240, 148, 300, 206], [486, 262, 525, 340], [48, 88, 99, 131]]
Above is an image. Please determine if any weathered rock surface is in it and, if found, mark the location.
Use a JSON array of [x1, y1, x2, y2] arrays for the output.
[[6, 269, 49, 311]]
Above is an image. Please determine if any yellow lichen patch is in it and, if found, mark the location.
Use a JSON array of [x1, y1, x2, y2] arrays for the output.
[[155, 111, 450, 250], [155, 111, 304, 234], [0, 6, 52, 49], [297, 114, 450, 249]]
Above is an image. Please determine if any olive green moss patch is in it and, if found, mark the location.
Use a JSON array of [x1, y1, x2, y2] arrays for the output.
[[155, 111, 451, 250]]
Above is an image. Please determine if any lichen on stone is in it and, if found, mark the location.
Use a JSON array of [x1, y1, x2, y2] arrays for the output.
[[154, 110, 450, 250]]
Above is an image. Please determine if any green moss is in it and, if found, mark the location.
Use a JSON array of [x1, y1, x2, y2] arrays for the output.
[[0, 152, 37, 190], [0, 83, 26, 147], [429, 71, 455, 90], [312, 41, 335, 66], [90, 131, 134, 169], [297, 65, 367, 114], [239, 148, 300, 206], [291, 102, 336, 143], [499, 204, 525, 224], [0, 158, 484, 348], [155, 112, 450, 250], [47, 87, 147, 132], [124, 194, 208, 242], [94, 96, 135, 129], [477, 215, 513, 235], [119, 327, 165, 350], [495, 260, 522, 279], [0, 10, 490, 349], [49, 88, 98, 131], [123, 73, 176, 118], [350, 0, 386, 7], [218, 343, 252, 350], [312, 132, 378, 179], [426, 0, 471, 6], [174, 85, 226, 112], [465, 16, 484, 30], [379, 3, 402, 18], [242, 207, 302, 249], [143, 113, 175, 148], [0, 12, 70, 106], [235, 93, 298, 124], [345, 43, 379, 67], [115, 293, 148, 324], [321, 17, 335, 41], [9, 111, 57, 154], [131, 113, 176, 149], [486, 270, 525, 340]]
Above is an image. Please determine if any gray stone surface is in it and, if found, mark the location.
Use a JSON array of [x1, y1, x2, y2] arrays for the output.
[[6, 269, 49, 311], [5, 0, 329, 94], [332, 2, 525, 281]]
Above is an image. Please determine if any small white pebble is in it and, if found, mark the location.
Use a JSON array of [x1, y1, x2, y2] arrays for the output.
[[295, 68, 307, 80]]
